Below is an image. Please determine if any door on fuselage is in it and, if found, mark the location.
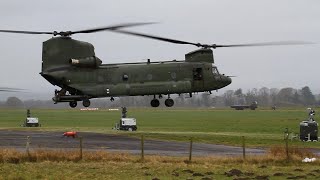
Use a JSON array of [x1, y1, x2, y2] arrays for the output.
[[192, 67, 204, 91]]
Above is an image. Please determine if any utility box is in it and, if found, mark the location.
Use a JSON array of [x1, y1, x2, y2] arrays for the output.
[[23, 117, 41, 127], [113, 107, 137, 131], [300, 120, 318, 141], [119, 118, 137, 131], [114, 118, 137, 131], [22, 109, 41, 127]]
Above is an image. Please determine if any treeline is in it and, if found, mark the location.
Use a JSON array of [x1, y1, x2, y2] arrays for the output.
[[0, 86, 319, 108], [218, 86, 318, 107]]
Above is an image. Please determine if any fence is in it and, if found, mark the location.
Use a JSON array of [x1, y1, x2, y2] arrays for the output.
[[24, 135, 246, 162], [0, 129, 315, 162]]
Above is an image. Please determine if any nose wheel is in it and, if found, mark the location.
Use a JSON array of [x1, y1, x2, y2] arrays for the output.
[[165, 98, 174, 107], [69, 101, 77, 108]]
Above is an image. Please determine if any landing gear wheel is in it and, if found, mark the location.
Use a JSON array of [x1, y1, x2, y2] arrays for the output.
[[69, 101, 77, 108], [82, 99, 91, 107], [150, 99, 160, 107], [165, 99, 174, 107]]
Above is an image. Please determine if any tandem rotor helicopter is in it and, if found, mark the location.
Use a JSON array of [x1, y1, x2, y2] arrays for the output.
[[0, 23, 309, 108]]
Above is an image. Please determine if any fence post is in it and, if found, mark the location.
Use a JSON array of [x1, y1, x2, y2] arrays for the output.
[[242, 136, 246, 160], [284, 129, 289, 161], [26, 136, 31, 158], [285, 135, 289, 160], [141, 134, 144, 161], [189, 137, 193, 162], [79, 136, 83, 160]]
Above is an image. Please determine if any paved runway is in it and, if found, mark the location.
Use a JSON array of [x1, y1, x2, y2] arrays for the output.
[[0, 129, 265, 156]]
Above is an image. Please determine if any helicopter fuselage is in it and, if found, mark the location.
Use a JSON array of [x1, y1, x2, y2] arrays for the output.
[[40, 37, 231, 107]]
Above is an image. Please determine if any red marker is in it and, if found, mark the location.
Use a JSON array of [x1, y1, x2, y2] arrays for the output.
[[62, 131, 77, 138]]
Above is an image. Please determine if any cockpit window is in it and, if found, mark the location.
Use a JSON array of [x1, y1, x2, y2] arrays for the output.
[[212, 66, 219, 74]]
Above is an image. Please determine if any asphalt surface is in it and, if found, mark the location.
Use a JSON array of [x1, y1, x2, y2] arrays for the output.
[[0, 129, 266, 156]]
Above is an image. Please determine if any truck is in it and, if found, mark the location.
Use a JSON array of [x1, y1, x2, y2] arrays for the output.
[[230, 101, 258, 110], [114, 118, 137, 131]]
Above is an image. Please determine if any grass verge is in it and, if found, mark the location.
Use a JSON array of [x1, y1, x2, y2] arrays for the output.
[[0, 147, 319, 179]]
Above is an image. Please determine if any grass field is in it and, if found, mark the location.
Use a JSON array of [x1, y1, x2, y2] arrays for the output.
[[0, 107, 318, 147], [1, 108, 320, 179]]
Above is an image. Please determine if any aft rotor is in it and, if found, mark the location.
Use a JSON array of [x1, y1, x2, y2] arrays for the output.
[[0, 22, 155, 37]]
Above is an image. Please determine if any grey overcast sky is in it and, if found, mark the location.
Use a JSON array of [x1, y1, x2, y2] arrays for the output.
[[0, 0, 319, 99]]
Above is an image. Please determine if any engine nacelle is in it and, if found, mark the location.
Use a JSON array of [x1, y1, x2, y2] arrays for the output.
[[185, 48, 214, 63], [69, 56, 102, 68]]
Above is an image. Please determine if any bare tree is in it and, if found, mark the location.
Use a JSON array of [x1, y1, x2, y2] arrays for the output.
[[5, 97, 24, 108]]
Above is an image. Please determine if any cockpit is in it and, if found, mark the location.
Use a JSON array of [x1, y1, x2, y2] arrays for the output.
[[212, 65, 220, 75], [211, 64, 232, 88]]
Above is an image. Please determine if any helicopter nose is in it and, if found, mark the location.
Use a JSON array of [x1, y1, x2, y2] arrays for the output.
[[220, 75, 232, 88], [225, 76, 232, 85]]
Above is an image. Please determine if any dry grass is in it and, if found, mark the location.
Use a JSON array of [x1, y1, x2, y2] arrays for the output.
[[0, 146, 318, 166], [269, 145, 315, 157], [0, 149, 134, 163]]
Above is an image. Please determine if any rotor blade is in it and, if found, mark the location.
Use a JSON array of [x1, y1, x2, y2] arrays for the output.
[[0, 29, 53, 35], [112, 29, 202, 46], [0, 22, 155, 36], [70, 22, 156, 35], [0, 87, 25, 92], [0, 89, 20, 92], [212, 41, 313, 48], [112, 30, 313, 49], [0, 89, 23, 92]]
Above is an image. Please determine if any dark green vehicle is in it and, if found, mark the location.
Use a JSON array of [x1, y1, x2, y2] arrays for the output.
[[0, 23, 305, 107], [231, 101, 258, 110]]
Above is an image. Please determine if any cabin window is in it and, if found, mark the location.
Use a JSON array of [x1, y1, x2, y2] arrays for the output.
[[193, 68, 203, 80], [123, 74, 129, 81]]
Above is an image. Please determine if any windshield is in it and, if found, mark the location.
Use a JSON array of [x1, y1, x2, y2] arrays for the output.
[[212, 66, 219, 75]]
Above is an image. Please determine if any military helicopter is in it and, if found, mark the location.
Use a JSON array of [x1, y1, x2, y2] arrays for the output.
[[0, 23, 309, 108]]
